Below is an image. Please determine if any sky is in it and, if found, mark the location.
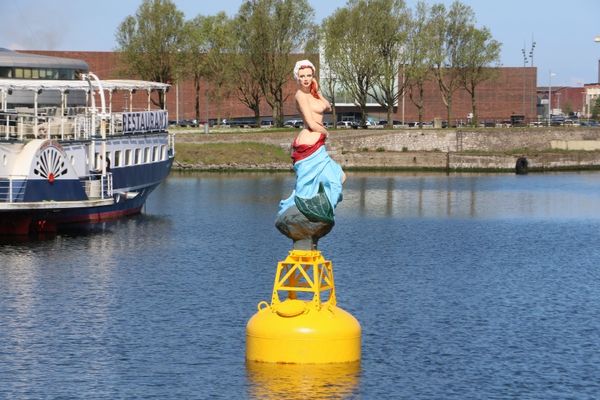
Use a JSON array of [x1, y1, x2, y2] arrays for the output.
[[1, 0, 599, 87]]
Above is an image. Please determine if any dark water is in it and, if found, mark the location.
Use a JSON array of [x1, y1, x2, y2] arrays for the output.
[[2, 171, 600, 399]]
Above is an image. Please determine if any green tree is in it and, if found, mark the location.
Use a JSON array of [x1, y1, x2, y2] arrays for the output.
[[456, 25, 501, 126], [592, 96, 600, 120], [319, 60, 339, 129], [429, 1, 474, 127], [236, 0, 317, 127], [230, 15, 264, 127], [322, 0, 379, 127], [563, 101, 573, 116], [183, 12, 234, 124], [404, 1, 433, 127], [115, 0, 187, 108], [368, 0, 410, 128]]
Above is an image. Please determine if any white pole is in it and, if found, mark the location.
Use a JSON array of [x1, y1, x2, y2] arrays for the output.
[[401, 67, 405, 126], [34, 90, 39, 138], [548, 71, 552, 126], [60, 89, 65, 140], [595, 36, 600, 83]]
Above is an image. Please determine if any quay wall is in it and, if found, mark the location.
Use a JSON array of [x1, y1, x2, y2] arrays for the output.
[[326, 128, 600, 171], [329, 128, 600, 153], [332, 150, 600, 171], [174, 127, 600, 171]]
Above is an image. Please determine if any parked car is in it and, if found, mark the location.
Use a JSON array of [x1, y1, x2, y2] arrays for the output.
[[563, 119, 580, 126], [581, 120, 600, 127], [260, 120, 274, 128], [337, 121, 353, 129], [284, 119, 303, 128], [377, 120, 403, 128], [178, 119, 198, 127]]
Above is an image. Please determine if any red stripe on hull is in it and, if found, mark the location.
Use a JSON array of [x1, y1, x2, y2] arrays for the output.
[[0, 206, 143, 235]]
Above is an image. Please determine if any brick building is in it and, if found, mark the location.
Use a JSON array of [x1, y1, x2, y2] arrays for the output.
[[583, 84, 600, 118], [25, 50, 538, 125], [536, 86, 586, 118]]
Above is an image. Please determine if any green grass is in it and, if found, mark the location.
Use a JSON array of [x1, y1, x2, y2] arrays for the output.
[[175, 142, 290, 165]]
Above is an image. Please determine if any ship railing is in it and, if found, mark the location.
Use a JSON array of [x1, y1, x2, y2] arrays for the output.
[[1, 108, 168, 141], [83, 172, 113, 200], [168, 132, 176, 156], [0, 110, 90, 141], [0, 176, 27, 203]]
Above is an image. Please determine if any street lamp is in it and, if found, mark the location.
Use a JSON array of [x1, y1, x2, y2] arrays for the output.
[[548, 71, 556, 126], [330, 72, 338, 129], [595, 36, 600, 83], [176, 80, 179, 124]]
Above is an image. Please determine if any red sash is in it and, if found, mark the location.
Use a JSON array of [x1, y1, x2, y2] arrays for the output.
[[291, 133, 326, 164]]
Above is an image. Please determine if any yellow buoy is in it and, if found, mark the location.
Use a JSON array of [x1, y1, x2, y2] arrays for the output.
[[246, 249, 361, 364]]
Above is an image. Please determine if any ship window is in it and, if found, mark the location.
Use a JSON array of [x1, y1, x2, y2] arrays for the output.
[[95, 152, 103, 170], [152, 146, 158, 162], [2, 154, 6, 166], [105, 152, 111, 170], [58, 69, 69, 79], [125, 149, 132, 166], [144, 147, 150, 163], [161, 145, 166, 160], [115, 150, 122, 167], [134, 148, 141, 164], [70, 155, 75, 166]]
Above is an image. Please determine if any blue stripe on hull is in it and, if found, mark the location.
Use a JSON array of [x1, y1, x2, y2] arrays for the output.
[[0, 158, 173, 234], [23, 179, 88, 201], [112, 158, 174, 190]]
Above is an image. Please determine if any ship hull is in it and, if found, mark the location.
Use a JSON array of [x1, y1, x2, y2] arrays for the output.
[[0, 158, 173, 235]]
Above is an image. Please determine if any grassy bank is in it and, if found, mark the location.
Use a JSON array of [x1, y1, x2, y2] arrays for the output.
[[174, 142, 291, 168]]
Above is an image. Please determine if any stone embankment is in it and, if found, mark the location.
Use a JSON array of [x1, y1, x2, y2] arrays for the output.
[[175, 127, 600, 172]]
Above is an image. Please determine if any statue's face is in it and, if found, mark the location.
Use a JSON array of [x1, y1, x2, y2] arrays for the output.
[[297, 67, 313, 89]]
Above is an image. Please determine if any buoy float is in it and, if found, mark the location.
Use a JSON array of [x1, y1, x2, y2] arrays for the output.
[[246, 249, 361, 364]]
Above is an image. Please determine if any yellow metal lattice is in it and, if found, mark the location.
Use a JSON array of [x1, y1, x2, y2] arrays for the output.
[[271, 249, 336, 309]]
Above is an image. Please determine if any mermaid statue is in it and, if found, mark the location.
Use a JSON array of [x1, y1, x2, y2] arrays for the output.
[[276, 60, 345, 249]]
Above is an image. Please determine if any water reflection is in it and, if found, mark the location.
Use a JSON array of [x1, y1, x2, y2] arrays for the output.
[[340, 172, 600, 219], [246, 361, 360, 400], [2, 171, 600, 398]]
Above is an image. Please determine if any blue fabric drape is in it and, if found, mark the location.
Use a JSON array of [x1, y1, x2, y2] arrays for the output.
[[278, 146, 344, 216]]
